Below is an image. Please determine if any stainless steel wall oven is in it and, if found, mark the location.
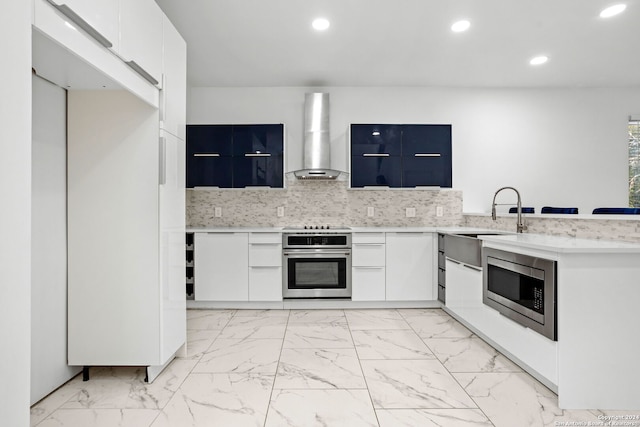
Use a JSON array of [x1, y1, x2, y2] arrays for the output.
[[282, 228, 351, 299], [483, 247, 557, 341]]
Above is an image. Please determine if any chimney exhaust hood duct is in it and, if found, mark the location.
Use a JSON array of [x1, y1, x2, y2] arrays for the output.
[[294, 92, 341, 180]]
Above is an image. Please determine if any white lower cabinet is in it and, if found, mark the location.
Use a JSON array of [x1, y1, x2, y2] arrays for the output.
[[352, 233, 386, 301], [352, 267, 386, 301], [444, 258, 483, 317], [248, 233, 282, 301], [385, 232, 436, 301], [249, 267, 282, 301], [193, 232, 282, 302], [194, 232, 249, 301]]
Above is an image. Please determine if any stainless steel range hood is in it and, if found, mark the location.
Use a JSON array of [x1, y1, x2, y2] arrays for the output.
[[294, 93, 342, 180]]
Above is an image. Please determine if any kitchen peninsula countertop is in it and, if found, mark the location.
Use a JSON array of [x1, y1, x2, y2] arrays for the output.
[[480, 233, 640, 254]]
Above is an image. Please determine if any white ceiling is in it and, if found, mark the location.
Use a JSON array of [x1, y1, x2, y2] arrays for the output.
[[155, 0, 640, 88]]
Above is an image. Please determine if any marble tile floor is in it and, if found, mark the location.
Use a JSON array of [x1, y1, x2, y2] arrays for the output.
[[31, 308, 638, 427]]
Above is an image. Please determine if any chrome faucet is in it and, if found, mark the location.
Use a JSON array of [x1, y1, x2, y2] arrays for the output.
[[491, 186, 525, 233]]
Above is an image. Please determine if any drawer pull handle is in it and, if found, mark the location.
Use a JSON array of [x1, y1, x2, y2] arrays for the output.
[[363, 153, 390, 157], [414, 153, 441, 157], [194, 153, 220, 157]]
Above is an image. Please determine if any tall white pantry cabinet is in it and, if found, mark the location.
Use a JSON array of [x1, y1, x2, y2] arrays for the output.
[[66, 10, 187, 381]]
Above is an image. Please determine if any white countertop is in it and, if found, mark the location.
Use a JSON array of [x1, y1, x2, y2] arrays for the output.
[[480, 233, 640, 253], [187, 226, 510, 234], [187, 227, 284, 233], [186, 226, 640, 253]]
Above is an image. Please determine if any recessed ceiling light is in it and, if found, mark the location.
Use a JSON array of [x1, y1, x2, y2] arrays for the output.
[[312, 18, 330, 31], [451, 20, 471, 33], [600, 4, 627, 18], [529, 55, 549, 66], [372, 131, 381, 136]]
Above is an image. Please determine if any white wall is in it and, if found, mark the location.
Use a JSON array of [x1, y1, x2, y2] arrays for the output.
[[0, 0, 32, 425], [189, 86, 639, 214]]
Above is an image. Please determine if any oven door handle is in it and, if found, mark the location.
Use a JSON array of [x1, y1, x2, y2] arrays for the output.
[[283, 251, 351, 256]]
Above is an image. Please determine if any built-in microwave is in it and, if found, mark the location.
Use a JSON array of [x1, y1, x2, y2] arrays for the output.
[[483, 247, 557, 341]]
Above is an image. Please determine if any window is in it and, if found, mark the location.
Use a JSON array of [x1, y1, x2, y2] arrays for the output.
[[630, 116, 640, 207]]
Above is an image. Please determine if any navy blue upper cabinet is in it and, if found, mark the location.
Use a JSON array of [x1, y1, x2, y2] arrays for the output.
[[186, 125, 233, 188], [232, 124, 283, 187], [232, 124, 284, 156], [233, 156, 283, 188], [351, 155, 402, 188], [186, 124, 284, 188], [350, 124, 452, 188], [351, 124, 402, 156], [401, 125, 451, 155], [401, 125, 452, 187], [187, 125, 233, 155]]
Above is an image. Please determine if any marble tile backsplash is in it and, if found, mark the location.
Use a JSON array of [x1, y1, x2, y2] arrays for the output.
[[186, 174, 463, 228], [186, 174, 640, 243], [463, 214, 640, 243]]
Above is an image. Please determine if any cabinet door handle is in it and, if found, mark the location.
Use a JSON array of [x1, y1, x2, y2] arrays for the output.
[[244, 153, 271, 157], [193, 153, 220, 157], [362, 153, 390, 157], [159, 137, 167, 185], [47, 1, 113, 48], [125, 60, 160, 86], [414, 153, 441, 157]]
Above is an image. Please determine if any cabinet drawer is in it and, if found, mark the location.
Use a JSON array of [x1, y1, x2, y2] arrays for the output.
[[249, 243, 282, 266], [249, 267, 282, 301], [352, 232, 385, 244], [352, 267, 385, 301], [352, 243, 385, 266], [249, 232, 281, 244]]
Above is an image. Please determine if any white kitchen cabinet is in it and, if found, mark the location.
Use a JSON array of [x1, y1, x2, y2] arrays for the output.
[[67, 90, 185, 381], [194, 233, 249, 301], [249, 267, 282, 301], [46, 0, 120, 51], [444, 258, 482, 319], [352, 232, 386, 301], [352, 242, 386, 266], [119, 0, 163, 87], [385, 232, 436, 301], [248, 233, 282, 301], [159, 130, 186, 361], [33, 0, 159, 107], [352, 267, 386, 301], [160, 14, 187, 140]]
